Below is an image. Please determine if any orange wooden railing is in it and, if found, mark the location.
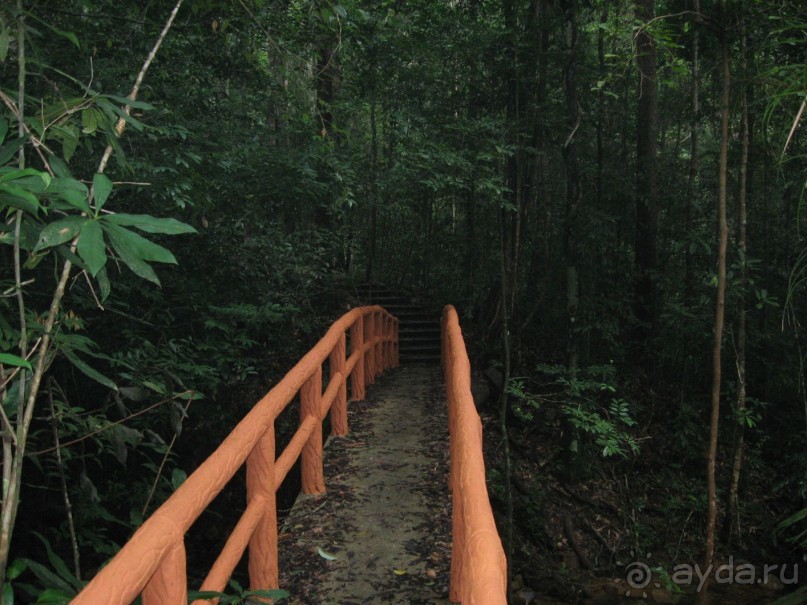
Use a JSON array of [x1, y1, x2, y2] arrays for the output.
[[72, 306, 398, 605], [442, 305, 507, 604]]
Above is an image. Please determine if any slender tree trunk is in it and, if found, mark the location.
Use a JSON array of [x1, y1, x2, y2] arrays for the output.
[[0, 0, 185, 586], [596, 7, 606, 207], [560, 0, 584, 485], [314, 41, 339, 230], [633, 0, 659, 344], [685, 0, 701, 304], [701, 7, 730, 600], [562, 0, 581, 373], [365, 97, 378, 282], [724, 13, 750, 547], [498, 210, 514, 582]]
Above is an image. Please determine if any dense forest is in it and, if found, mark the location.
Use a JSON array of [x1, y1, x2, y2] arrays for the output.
[[1, 0, 806, 603]]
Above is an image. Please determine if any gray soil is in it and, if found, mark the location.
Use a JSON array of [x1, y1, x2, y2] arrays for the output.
[[277, 366, 454, 605]]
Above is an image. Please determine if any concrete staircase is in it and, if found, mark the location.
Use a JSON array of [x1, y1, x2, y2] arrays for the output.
[[354, 284, 441, 364]]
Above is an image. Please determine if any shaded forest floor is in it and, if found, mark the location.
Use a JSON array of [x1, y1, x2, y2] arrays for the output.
[[476, 375, 801, 605]]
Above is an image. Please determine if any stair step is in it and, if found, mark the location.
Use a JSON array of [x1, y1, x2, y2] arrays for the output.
[[353, 283, 443, 364]]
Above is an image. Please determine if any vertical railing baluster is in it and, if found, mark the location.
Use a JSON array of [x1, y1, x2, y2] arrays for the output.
[[375, 313, 384, 376], [142, 542, 187, 605], [365, 312, 376, 385], [300, 366, 325, 494], [386, 315, 392, 369], [330, 332, 348, 436], [386, 315, 393, 369], [246, 424, 279, 591], [350, 316, 365, 400], [394, 317, 399, 367]]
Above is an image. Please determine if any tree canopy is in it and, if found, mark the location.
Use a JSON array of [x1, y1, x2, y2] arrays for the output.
[[1, 0, 807, 602]]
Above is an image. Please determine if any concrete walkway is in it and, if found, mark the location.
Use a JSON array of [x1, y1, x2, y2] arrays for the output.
[[277, 366, 453, 605]]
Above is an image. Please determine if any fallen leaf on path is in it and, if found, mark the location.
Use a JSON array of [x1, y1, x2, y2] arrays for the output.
[[317, 547, 338, 561]]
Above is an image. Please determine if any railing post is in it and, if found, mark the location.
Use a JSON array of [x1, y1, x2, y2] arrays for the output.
[[449, 477, 464, 602], [142, 542, 187, 605], [246, 425, 279, 591], [330, 332, 348, 436], [381, 314, 392, 370], [374, 311, 383, 378], [364, 311, 376, 385], [350, 316, 365, 400], [300, 366, 325, 494], [394, 317, 399, 367]]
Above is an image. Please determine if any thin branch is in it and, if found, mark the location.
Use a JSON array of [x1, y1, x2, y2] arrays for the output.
[[141, 397, 193, 517], [47, 379, 81, 581], [783, 95, 806, 157], [0, 89, 57, 174], [96, 0, 185, 175], [81, 270, 105, 311], [30, 391, 195, 456]]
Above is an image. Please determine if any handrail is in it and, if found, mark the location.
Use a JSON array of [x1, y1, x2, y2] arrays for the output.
[[442, 305, 507, 604], [72, 306, 399, 605]]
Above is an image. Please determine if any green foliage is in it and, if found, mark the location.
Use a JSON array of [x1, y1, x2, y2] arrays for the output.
[[4, 534, 83, 605], [536, 363, 639, 459], [188, 580, 289, 604], [506, 378, 541, 422]]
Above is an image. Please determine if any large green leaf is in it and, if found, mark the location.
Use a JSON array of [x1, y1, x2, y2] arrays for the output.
[[102, 223, 177, 264], [92, 173, 113, 212], [104, 213, 197, 235], [48, 157, 72, 179], [0, 353, 32, 371], [81, 108, 98, 134], [96, 266, 111, 301], [32, 588, 73, 605], [46, 177, 90, 213], [62, 348, 117, 391], [50, 124, 79, 162], [0, 184, 42, 214], [76, 220, 106, 276], [0, 168, 51, 188], [0, 27, 8, 64], [15, 558, 74, 597], [34, 217, 87, 252], [96, 98, 147, 132], [0, 138, 26, 165], [32, 532, 82, 592], [102, 224, 161, 285], [103, 94, 155, 111]]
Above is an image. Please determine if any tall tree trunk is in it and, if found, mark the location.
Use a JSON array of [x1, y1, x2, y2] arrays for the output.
[[315, 41, 339, 230], [560, 0, 584, 486], [633, 0, 659, 343], [498, 210, 515, 582], [596, 7, 606, 207], [724, 13, 750, 547], [701, 7, 730, 600], [562, 0, 581, 375], [365, 97, 378, 282], [518, 0, 551, 336], [685, 0, 701, 304]]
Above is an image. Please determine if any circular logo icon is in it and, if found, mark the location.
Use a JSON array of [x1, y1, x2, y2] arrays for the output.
[[626, 561, 652, 589]]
